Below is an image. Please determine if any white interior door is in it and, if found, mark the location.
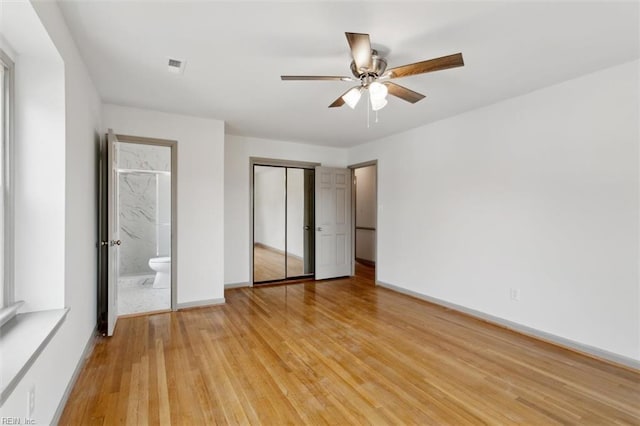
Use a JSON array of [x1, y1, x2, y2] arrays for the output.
[[106, 130, 120, 336], [315, 167, 352, 279]]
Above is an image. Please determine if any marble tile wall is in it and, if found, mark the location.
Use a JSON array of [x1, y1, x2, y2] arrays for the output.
[[118, 142, 170, 172], [117, 142, 171, 276], [118, 172, 157, 275]]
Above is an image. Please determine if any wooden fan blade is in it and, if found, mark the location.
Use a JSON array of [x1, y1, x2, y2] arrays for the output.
[[281, 75, 353, 81], [386, 53, 464, 79], [345, 32, 372, 72], [384, 82, 425, 104], [329, 96, 345, 108]]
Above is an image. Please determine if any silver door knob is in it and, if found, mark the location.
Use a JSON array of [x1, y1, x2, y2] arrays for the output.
[[100, 241, 109, 246], [110, 240, 121, 246], [304, 225, 310, 231], [317, 227, 323, 231]]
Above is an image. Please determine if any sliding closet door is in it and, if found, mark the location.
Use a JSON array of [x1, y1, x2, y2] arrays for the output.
[[253, 165, 315, 284], [286, 168, 316, 278], [253, 166, 286, 282]]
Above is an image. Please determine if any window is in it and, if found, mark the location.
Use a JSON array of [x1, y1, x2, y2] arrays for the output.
[[0, 49, 14, 310]]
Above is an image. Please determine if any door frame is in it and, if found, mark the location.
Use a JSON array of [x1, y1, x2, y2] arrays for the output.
[[114, 133, 179, 311], [348, 160, 378, 283], [249, 157, 320, 286]]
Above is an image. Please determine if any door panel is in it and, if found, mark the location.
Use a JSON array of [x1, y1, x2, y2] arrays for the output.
[[106, 130, 119, 336], [315, 167, 351, 280], [286, 168, 306, 278], [336, 188, 346, 223], [253, 166, 286, 282], [97, 138, 108, 335]]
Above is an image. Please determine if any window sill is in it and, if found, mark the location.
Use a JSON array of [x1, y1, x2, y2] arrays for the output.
[[0, 308, 69, 405]]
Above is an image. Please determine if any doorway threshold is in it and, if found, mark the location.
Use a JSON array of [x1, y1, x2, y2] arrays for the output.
[[117, 309, 171, 319]]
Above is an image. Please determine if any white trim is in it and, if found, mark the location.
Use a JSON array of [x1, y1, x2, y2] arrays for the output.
[[376, 280, 640, 371], [176, 298, 225, 310], [51, 326, 98, 425], [224, 282, 250, 289], [0, 308, 69, 405], [0, 300, 22, 328], [1, 48, 15, 308]]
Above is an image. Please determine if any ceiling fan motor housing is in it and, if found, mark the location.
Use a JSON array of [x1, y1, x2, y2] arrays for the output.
[[350, 50, 387, 81]]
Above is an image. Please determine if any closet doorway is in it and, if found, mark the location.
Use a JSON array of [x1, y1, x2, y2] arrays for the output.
[[350, 161, 377, 281], [251, 159, 317, 284]]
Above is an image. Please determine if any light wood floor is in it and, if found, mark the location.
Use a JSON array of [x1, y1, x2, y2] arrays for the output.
[[253, 244, 305, 282], [61, 267, 639, 425]]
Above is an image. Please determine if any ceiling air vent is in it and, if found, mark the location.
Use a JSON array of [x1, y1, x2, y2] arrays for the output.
[[167, 57, 186, 74]]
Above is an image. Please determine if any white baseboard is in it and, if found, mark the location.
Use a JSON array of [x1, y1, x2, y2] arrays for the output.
[[177, 298, 225, 310], [224, 282, 250, 289], [376, 280, 640, 371], [52, 326, 98, 425]]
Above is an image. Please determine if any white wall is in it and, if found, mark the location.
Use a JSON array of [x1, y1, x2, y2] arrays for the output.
[[355, 165, 376, 262], [0, 0, 102, 422], [14, 55, 65, 311], [102, 104, 225, 305], [224, 134, 347, 285], [348, 60, 640, 361]]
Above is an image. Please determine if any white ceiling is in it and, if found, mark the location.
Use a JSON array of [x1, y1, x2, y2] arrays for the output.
[[58, 1, 639, 147]]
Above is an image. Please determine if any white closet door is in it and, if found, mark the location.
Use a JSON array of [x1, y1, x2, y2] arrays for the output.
[[315, 167, 351, 280]]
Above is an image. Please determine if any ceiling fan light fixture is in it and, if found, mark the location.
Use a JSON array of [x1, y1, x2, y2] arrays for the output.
[[342, 87, 363, 109], [368, 81, 388, 102], [370, 97, 388, 111]]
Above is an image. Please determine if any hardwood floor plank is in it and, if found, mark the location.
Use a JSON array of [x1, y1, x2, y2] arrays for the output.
[[60, 267, 640, 425]]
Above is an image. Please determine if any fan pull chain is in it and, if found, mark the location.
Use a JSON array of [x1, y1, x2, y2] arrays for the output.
[[367, 91, 370, 128]]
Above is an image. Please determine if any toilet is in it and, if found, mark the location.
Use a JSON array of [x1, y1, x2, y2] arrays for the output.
[[148, 257, 171, 288]]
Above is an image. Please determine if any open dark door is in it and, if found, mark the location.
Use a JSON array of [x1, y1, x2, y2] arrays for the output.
[[303, 169, 315, 274], [97, 134, 108, 335], [97, 129, 120, 336]]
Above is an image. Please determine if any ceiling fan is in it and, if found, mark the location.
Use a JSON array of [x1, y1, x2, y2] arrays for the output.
[[281, 32, 464, 111]]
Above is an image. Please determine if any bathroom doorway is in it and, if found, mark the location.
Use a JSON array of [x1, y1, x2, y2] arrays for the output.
[[251, 159, 317, 285], [113, 135, 176, 317], [99, 132, 177, 335]]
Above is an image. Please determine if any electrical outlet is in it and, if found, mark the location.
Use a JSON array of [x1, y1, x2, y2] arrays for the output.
[[510, 288, 521, 302], [27, 385, 35, 417]]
